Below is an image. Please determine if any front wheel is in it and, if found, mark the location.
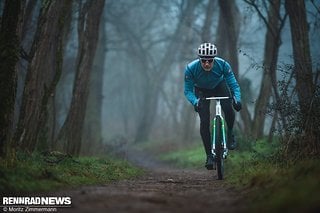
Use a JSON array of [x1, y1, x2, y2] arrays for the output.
[[215, 116, 224, 180]]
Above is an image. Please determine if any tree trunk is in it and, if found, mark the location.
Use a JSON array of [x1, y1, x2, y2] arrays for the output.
[[14, 1, 72, 153], [217, 0, 252, 134], [285, 0, 318, 152], [252, 0, 281, 139], [57, 0, 105, 156], [201, 0, 216, 42], [217, 0, 240, 77], [0, 0, 21, 158], [82, 13, 106, 155], [285, 0, 315, 117]]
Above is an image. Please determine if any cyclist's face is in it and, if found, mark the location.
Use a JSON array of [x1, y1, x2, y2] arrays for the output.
[[200, 58, 214, 71]]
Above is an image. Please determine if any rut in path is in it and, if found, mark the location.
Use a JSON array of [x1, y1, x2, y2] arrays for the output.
[[56, 151, 249, 213]]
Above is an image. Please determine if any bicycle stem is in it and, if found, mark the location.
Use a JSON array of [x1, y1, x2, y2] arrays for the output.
[[216, 100, 222, 116]]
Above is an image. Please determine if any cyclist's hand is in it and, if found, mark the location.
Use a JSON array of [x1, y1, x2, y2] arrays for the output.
[[194, 98, 205, 112], [232, 97, 242, 111]]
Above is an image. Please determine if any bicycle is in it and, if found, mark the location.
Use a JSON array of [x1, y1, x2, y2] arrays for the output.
[[205, 96, 230, 180]]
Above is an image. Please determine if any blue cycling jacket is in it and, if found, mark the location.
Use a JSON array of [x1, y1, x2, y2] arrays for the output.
[[184, 57, 241, 106]]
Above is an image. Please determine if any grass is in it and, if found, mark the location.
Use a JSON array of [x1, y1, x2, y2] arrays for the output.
[[0, 152, 144, 194], [226, 140, 320, 212], [159, 139, 320, 212], [248, 159, 320, 212], [159, 142, 204, 168]]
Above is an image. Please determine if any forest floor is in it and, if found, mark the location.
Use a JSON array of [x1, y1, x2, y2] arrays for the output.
[[51, 151, 250, 213], [56, 168, 249, 213]]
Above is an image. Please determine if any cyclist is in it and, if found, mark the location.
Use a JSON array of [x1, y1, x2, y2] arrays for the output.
[[184, 42, 242, 170]]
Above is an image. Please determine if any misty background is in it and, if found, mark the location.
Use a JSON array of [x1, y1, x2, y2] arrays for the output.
[[97, 0, 319, 143], [0, 0, 319, 157]]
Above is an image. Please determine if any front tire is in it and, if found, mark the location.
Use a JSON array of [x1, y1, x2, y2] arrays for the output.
[[215, 116, 224, 180]]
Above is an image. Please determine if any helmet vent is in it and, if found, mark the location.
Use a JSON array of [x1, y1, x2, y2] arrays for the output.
[[197, 42, 217, 58]]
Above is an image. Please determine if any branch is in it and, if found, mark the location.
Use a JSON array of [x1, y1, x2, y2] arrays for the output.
[[243, 0, 276, 38], [311, 0, 320, 15]]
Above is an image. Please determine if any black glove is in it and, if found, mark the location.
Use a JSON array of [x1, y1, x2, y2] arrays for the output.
[[194, 98, 205, 112], [232, 96, 242, 112]]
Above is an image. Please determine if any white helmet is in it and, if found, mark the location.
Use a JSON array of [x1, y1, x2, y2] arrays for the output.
[[197, 43, 217, 58]]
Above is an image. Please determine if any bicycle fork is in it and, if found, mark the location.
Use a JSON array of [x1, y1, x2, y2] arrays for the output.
[[211, 100, 228, 159]]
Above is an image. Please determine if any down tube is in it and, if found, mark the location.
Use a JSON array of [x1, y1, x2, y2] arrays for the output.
[[221, 117, 227, 149], [211, 117, 217, 155]]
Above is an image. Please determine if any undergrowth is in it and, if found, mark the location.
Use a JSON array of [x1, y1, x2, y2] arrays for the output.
[[160, 138, 320, 212], [159, 143, 204, 168], [0, 151, 144, 194], [225, 139, 320, 212]]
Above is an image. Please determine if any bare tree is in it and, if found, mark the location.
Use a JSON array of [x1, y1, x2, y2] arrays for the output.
[[285, 0, 315, 116], [0, 0, 21, 158], [167, 1, 216, 143], [134, 0, 201, 143], [285, 0, 318, 152], [14, 1, 72, 152], [201, 0, 217, 42], [216, 0, 253, 135], [82, 12, 107, 155], [57, 0, 105, 156], [250, 0, 284, 139], [217, 0, 240, 76]]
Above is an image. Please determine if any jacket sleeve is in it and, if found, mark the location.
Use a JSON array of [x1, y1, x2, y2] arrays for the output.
[[223, 62, 241, 102], [184, 66, 198, 106]]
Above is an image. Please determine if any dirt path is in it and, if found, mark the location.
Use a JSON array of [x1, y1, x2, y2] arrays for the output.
[[56, 165, 248, 213], [47, 148, 249, 213]]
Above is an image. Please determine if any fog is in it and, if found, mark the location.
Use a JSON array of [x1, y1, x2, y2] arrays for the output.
[[77, 0, 319, 145], [2, 0, 318, 156], [95, 0, 319, 144]]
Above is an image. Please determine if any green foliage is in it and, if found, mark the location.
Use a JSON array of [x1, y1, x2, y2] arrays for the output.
[[160, 139, 320, 212], [225, 139, 281, 185], [159, 143, 204, 168], [226, 140, 320, 212], [233, 134, 255, 152], [0, 152, 143, 193], [268, 66, 320, 157]]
